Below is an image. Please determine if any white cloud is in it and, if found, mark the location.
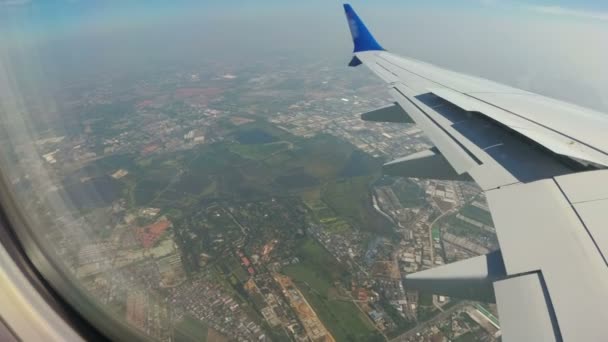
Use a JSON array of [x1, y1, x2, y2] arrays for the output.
[[526, 5, 608, 21]]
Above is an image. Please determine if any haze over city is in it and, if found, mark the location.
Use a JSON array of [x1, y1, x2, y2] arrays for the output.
[[3, 0, 608, 111], [0, 1, 607, 341]]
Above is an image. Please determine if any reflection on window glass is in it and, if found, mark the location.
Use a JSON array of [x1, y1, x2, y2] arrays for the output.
[[0, 2, 562, 341]]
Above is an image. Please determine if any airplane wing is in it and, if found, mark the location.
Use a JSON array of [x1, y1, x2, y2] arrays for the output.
[[343, 4, 608, 341]]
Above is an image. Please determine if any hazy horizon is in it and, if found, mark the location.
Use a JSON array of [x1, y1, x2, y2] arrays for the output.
[[2, 0, 608, 111]]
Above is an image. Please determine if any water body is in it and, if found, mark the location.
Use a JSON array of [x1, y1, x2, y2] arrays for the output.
[[236, 129, 277, 145], [63, 176, 121, 209], [339, 150, 379, 177]]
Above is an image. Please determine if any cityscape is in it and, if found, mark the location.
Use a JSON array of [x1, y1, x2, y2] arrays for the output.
[[11, 55, 502, 342]]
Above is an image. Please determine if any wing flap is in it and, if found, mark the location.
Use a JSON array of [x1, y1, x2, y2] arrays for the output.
[[405, 250, 505, 302], [389, 83, 572, 189], [555, 169, 608, 203], [360, 49, 608, 167], [431, 87, 608, 167], [387, 86, 479, 175], [382, 148, 470, 180], [556, 170, 608, 264], [571, 200, 608, 265], [494, 274, 559, 342], [472, 92, 608, 158], [486, 180, 608, 341], [360, 103, 413, 123]]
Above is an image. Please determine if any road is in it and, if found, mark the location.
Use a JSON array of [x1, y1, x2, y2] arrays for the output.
[[432, 296, 445, 312], [389, 301, 470, 341], [426, 188, 472, 264], [427, 206, 458, 264]]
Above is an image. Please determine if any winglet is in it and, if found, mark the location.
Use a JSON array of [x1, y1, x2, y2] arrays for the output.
[[343, 4, 385, 53]]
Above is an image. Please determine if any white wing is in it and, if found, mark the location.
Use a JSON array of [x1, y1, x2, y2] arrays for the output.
[[344, 4, 608, 341]]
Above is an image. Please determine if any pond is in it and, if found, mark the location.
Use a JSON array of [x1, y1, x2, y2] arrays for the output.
[[236, 129, 277, 145], [63, 176, 121, 209]]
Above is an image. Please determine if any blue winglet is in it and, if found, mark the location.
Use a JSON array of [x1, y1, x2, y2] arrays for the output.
[[344, 4, 385, 53]]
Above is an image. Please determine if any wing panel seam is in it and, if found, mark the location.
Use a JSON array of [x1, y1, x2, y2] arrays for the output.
[[537, 271, 564, 342], [375, 62, 398, 77], [553, 178, 608, 267], [378, 54, 608, 160], [466, 94, 608, 158], [393, 86, 483, 165], [378, 55, 459, 91]]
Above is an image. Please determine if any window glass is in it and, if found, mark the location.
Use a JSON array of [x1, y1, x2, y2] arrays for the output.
[[1, 1, 606, 341]]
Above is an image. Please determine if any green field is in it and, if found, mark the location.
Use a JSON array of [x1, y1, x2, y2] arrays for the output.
[[454, 332, 477, 342], [290, 135, 355, 179], [173, 315, 208, 342], [321, 176, 396, 238], [284, 239, 347, 291], [445, 214, 497, 244], [220, 256, 250, 283], [432, 224, 441, 240], [319, 216, 351, 233], [322, 177, 372, 222], [392, 179, 426, 208], [78, 122, 384, 220], [284, 263, 333, 294], [475, 304, 500, 326], [302, 293, 380, 342], [283, 239, 380, 341], [306, 197, 352, 233], [419, 292, 434, 306], [460, 204, 493, 226], [228, 141, 289, 160]]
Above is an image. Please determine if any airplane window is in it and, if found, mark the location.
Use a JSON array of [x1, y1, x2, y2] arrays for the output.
[[1, 1, 606, 341]]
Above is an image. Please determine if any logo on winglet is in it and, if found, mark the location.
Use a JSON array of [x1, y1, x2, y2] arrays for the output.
[[348, 18, 359, 39]]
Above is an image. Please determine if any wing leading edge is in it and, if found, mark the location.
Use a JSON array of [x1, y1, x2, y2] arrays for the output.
[[343, 4, 608, 341]]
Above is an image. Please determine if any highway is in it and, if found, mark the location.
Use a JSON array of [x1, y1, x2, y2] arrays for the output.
[[389, 301, 470, 341]]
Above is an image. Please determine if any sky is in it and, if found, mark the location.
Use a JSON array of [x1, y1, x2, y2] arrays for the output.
[[1, 0, 608, 111]]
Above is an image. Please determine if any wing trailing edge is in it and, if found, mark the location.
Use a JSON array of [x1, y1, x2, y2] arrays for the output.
[[405, 250, 506, 302], [383, 148, 471, 181], [360, 103, 412, 123]]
